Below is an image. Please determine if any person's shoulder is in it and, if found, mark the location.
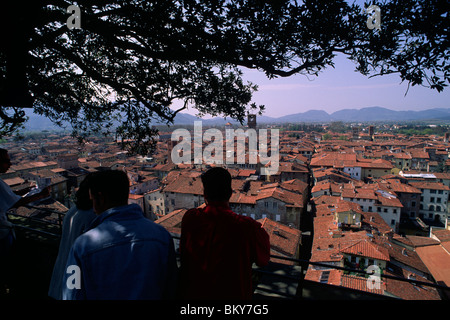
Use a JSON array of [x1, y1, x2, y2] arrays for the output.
[[147, 218, 172, 238], [69, 228, 98, 257], [231, 212, 263, 228], [183, 207, 203, 219]]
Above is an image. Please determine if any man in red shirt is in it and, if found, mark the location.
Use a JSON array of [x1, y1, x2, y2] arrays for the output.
[[179, 167, 270, 300]]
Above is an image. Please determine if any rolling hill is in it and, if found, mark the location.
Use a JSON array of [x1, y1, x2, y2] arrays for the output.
[[22, 106, 450, 131]]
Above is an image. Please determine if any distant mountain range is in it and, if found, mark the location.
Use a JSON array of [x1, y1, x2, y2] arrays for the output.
[[261, 107, 450, 123], [23, 106, 450, 131]]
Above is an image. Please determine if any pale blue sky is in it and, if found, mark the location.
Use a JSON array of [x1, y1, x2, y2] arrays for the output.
[[178, 1, 449, 118], [177, 52, 449, 119], [238, 53, 450, 118]]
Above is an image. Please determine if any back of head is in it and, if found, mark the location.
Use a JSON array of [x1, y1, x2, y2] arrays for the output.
[[89, 170, 130, 206], [75, 174, 93, 210], [201, 167, 232, 202], [0, 148, 8, 161]]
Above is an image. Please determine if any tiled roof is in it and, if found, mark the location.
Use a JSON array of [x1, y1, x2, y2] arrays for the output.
[[155, 208, 187, 234], [384, 270, 441, 300], [305, 269, 342, 286], [377, 238, 429, 274], [230, 192, 256, 204], [341, 274, 385, 295], [379, 179, 421, 194], [258, 217, 301, 264], [255, 186, 304, 207], [162, 173, 203, 195], [340, 240, 390, 261], [398, 235, 440, 248], [409, 181, 450, 191], [431, 228, 450, 242], [415, 244, 450, 288]]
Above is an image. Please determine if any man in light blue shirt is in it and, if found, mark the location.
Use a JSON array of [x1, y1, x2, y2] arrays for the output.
[[62, 170, 177, 300]]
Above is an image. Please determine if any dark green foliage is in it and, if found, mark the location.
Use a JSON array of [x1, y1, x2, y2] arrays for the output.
[[0, 0, 448, 154]]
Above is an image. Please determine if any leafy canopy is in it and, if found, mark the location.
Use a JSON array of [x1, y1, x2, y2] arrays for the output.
[[0, 0, 448, 154]]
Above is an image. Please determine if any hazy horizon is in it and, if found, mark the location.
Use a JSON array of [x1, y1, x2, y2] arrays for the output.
[[175, 53, 450, 119]]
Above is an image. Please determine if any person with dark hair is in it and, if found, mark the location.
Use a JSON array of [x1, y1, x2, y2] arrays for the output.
[[62, 170, 177, 300], [48, 174, 96, 299], [179, 167, 270, 300]]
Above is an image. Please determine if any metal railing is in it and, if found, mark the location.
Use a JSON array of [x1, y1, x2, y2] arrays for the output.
[[6, 208, 450, 299], [288, 258, 449, 292], [7, 204, 66, 238]]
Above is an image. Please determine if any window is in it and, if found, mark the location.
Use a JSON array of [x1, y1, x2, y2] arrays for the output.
[[273, 202, 278, 210], [276, 214, 281, 222], [430, 197, 435, 203], [411, 201, 416, 207], [320, 271, 330, 284]]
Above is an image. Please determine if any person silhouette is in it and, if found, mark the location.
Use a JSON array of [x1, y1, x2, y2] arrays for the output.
[[48, 174, 96, 299], [62, 170, 177, 300], [1, 148, 50, 295], [179, 167, 270, 300]]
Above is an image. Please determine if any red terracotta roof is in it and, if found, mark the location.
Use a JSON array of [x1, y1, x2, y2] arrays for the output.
[[341, 274, 385, 295], [258, 217, 301, 265], [340, 240, 390, 261], [155, 208, 187, 234], [415, 245, 450, 288], [305, 269, 342, 286]]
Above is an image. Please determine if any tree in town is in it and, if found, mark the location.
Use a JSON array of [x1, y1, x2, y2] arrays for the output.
[[1, 0, 448, 154]]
